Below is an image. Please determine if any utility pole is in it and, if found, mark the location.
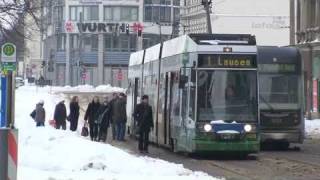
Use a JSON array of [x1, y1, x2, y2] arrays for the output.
[[289, 0, 295, 45], [202, 0, 213, 34], [78, 12, 83, 85]]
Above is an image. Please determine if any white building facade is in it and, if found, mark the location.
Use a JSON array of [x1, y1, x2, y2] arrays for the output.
[[181, 0, 208, 34], [181, 0, 290, 46], [211, 0, 290, 46], [42, 0, 181, 87]]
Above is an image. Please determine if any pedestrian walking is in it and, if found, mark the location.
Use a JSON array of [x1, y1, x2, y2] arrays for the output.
[[134, 95, 153, 153], [68, 96, 80, 131], [111, 93, 127, 141], [31, 100, 45, 127], [97, 97, 111, 142], [84, 96, 101, 141], [54, 100, 67, 130], [109, 93, 118, 140]]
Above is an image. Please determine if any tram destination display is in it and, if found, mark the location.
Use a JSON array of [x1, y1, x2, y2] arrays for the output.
[[259, 64, 297, 73], [198, 54, 257, 68]]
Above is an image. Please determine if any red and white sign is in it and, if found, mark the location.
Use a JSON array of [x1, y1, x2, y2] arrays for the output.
[[132, 22, 144, 32], [65, 21, 77, 33], [117, 70, 123, 81], [313, 80, 318, 112], [8, 129, 18, 180], [81, 72, 87, 80]]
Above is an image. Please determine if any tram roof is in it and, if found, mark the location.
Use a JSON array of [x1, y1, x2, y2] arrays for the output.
[[257, 46, 300, 64], [144, 43, 161, 63], [129, 50, 144, 66], [129, 34, 257, 66]]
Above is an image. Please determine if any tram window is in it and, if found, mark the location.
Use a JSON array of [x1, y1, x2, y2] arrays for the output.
[[197, 70, 257, 122]]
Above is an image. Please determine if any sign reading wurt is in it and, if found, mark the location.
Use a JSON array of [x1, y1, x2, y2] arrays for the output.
[[65, 21, 143, 34]]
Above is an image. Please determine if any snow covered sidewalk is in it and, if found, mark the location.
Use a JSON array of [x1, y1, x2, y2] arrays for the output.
[[15, 86, 220, 180], [305, 119, 320, 139]]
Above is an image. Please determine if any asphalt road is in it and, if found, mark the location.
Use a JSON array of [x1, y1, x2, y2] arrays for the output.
[[63, 92, 320, 180], [106, 137, 320, 180]]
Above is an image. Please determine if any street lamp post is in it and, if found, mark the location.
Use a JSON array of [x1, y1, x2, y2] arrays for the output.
[[202, 0, 213, 34]]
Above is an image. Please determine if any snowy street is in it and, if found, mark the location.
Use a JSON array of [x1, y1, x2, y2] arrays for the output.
[[15, 86, 218, 180], [14, 86, 320, 180]]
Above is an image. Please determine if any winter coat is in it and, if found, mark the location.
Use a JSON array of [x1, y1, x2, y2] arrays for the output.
[[97, 103, 111, 129], [35, 103, 45, 123], [134, 103, 153, 132], [110, 98, 127, 123], [54, 102, 67, 122], [84, 101, 101, 124], [69, 102, 80, 123]]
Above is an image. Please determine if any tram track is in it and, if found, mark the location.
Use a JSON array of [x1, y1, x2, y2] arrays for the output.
[[62, 92, 320, 180]]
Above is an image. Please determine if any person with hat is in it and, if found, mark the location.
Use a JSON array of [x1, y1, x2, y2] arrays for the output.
[[32, 100, 46, 127], [133, 95, 153, 153], [54, 99, 67, 130], [96, 96, 111, 142]]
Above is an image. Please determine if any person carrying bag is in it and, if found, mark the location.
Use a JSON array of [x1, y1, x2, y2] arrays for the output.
[[81, 122, 89, 137]]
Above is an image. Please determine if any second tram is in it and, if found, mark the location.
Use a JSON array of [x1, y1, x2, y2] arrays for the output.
[[258, 46, 304, 147], [127, 34, 260, 154]]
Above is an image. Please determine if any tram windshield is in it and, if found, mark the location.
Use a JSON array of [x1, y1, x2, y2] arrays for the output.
[[197, 70, 258, 122], [259, 74, 300, 110]]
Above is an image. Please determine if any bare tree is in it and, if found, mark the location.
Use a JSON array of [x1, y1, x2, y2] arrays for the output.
[[0, 0, 42, 38]]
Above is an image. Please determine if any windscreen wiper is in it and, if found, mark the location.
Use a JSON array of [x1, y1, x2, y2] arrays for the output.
[[259, 95, 275, 112]]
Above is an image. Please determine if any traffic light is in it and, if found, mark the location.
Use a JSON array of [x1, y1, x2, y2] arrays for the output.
[[48, 60, 54, 72], [126, 24, 130, 35], [41, 61, 46, 68]]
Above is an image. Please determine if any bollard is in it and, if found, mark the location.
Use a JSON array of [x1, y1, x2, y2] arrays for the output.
[[0, 128, 18, 180]]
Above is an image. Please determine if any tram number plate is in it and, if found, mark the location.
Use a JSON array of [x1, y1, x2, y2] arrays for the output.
[[271, 118, 282, 124], [221, 134, 234, 140]]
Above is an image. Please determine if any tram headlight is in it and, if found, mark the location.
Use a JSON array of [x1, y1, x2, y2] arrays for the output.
[[244, 124, 252, 132], [204, 124, 212, 132]]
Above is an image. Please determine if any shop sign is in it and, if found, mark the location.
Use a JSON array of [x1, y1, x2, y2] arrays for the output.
[[65, 21, 142, 34]]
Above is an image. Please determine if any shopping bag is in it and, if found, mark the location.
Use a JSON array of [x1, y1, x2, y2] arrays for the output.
[[81, 123, 89, 137], [49, 119, 56, 128]]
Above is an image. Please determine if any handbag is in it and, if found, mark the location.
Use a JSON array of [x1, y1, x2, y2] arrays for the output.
[[49, 119, 56, 128], [81, 122, 89, 137]]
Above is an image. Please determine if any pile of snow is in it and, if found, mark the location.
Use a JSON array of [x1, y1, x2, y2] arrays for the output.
[[49, 84, 126, 94], [305, 119, 320, 139], [15, 86, 219, 180]]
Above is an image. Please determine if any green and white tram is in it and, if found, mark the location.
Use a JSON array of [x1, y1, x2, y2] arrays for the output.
[[127, 34, 260, 154]]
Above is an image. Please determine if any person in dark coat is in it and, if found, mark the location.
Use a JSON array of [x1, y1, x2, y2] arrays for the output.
[[54, 100, 67, 130], [32, 100, 45, 127], [97, 97, 111, 142], [109, 93, 118, 140], [84, 96, 101, 141], [111, 93, 127, 141], [134, 95, 153, 153], [69, 96, 80, 131]]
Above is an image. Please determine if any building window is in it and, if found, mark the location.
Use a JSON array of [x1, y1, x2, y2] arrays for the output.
[[104, 7, 113, 21], [121, 7, 138, 21], [104, 6, 139, 21], [57, 34, 66, 51], [84, 6, 99, 21], [104, 34, 137, 52], [70, 6, 99, 21], [70, 6, 77, 21], [144, 1, 180, 23], [83, 34, 98, 52]]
